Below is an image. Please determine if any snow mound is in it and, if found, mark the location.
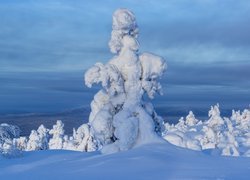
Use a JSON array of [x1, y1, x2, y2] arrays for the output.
[[1, 141, 250, 179]]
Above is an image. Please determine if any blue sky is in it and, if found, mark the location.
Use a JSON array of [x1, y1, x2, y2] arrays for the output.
[[0, 0, 250, 117]]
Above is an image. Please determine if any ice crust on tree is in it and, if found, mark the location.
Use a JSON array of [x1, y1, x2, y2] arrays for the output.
[[85, 8, 167, 153]]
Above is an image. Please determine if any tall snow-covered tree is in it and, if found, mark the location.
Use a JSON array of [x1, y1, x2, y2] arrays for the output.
[[85, 8, 166, 153]]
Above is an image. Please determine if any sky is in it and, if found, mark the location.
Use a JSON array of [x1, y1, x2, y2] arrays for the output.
[[0, 0, 250, 119]]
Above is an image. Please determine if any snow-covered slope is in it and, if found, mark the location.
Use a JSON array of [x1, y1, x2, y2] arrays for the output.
[[1, 141, 250, 180]]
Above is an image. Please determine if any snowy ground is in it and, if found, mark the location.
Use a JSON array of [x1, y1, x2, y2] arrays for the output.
[[1, 141, 250, 180]]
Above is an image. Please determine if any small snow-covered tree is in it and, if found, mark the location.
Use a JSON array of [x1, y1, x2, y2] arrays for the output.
[[0, 123, 20, 145], [48, 120, 65, 149], [26, 130, 41, 151], [201, 104, 225, 149], [85, 8, 166, 153], [73, 124, 97, 152], [63, 124, 97, 152], [220, 131, 239, 156], [185, 111, 198, 126], [13, 137, 27, 151], [1, 139, 22, 158], [25, 124, 49, 151], [233, 109, 250, 131], [200, 126, 217, 149], [207, 104, 224, 130], [63, 135, 76, 151], [37, 124, 49, 150], [175, 117, 187, 132], [0, 123, 22, 157]]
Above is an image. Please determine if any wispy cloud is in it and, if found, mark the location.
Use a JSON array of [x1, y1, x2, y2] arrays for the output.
[[1, 0, 250, 71]]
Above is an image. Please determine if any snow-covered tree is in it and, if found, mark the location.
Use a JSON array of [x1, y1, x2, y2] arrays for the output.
[[25, 124, 49, 151], [13, 137, 27, 151], [26, 130, 41, 151], [62, 124, 97, 152], [37, 124, 49, 150], [63, 135, 76, 151], [0, 123, 20, 145], [85, 8, 166, 153], [48, 120, 65, 149], [185, 111, 199, 126], [1, 139, 22, 158], [207, 104, 224, 130], [200, 126, 217, 149], [220, 132, 239, 157], [73, 124, 97, 152], [175, 117, 187, 132], [0, 123, 22, 157]]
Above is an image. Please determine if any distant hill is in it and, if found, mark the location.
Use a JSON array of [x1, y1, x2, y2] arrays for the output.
[[0, 107, 89, 136], [0, 106, 234, 136]]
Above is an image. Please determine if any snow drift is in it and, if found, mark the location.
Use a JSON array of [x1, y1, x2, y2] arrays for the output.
[[1, 142, 250, 180]]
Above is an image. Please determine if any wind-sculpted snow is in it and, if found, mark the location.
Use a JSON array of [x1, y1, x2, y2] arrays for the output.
[[85, 8, 166, 153], [163, 104, 250, 157], [1, 143, 250, 180]]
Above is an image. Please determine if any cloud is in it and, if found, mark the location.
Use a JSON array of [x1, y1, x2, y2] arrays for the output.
[[164, 61, 250, 87], [1, 0, 250, 72], [0, 0, 249, 103], [149, 44, 250, 64]]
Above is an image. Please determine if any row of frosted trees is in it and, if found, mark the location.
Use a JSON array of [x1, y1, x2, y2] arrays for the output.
[[0, 121, 97, 157], [1, 105, 250, 157], [164, 104, 250, 157]]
